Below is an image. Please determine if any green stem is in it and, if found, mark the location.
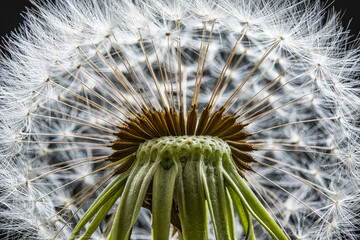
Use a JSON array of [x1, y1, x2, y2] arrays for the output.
[[110, 159, 159, 239], [70, 174, 128, 239], [225, 188, 236, 240], [78, 185, 124, 240], [223, 164, 288, 240], [201, 156, 231, 240], [176, 154, 208, 240], [227, 184, 255, 240], [152, 159, 178, 240]]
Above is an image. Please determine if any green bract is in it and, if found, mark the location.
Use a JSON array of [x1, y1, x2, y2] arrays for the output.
[[71, 136, 288, 240]]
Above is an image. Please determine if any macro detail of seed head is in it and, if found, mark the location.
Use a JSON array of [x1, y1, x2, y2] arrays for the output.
[[0, 0, 359, 239]]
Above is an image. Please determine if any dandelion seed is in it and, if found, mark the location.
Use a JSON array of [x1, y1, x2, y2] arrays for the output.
[[0, 0, 359, 240]]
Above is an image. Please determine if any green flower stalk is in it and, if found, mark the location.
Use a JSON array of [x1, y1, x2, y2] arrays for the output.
[[0, 0, 359, 240]]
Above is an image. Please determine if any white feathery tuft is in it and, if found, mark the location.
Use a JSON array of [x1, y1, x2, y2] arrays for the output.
[[0, 0, 359, 239]]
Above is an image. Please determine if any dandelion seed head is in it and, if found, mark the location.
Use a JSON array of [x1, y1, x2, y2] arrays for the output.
[[1, 0, 360, 239]]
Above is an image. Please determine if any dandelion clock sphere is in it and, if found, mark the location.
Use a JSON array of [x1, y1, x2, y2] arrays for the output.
[[0, 0, 359, 239]]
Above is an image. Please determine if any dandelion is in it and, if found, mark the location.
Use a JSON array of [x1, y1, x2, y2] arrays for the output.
[[0, 0, 359, 239]]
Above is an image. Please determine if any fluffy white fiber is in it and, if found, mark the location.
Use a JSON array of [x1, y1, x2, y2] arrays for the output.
[[0, 0, 359, 239]]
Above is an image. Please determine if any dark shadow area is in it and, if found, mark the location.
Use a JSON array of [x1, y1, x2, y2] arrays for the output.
[[0, 1, 359, 38]]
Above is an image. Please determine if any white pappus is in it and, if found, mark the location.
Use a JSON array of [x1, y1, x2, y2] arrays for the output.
[[0, 0, 359, 240]]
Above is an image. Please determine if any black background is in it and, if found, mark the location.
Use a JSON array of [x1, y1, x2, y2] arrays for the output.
[[0, 0, 359, 39]]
